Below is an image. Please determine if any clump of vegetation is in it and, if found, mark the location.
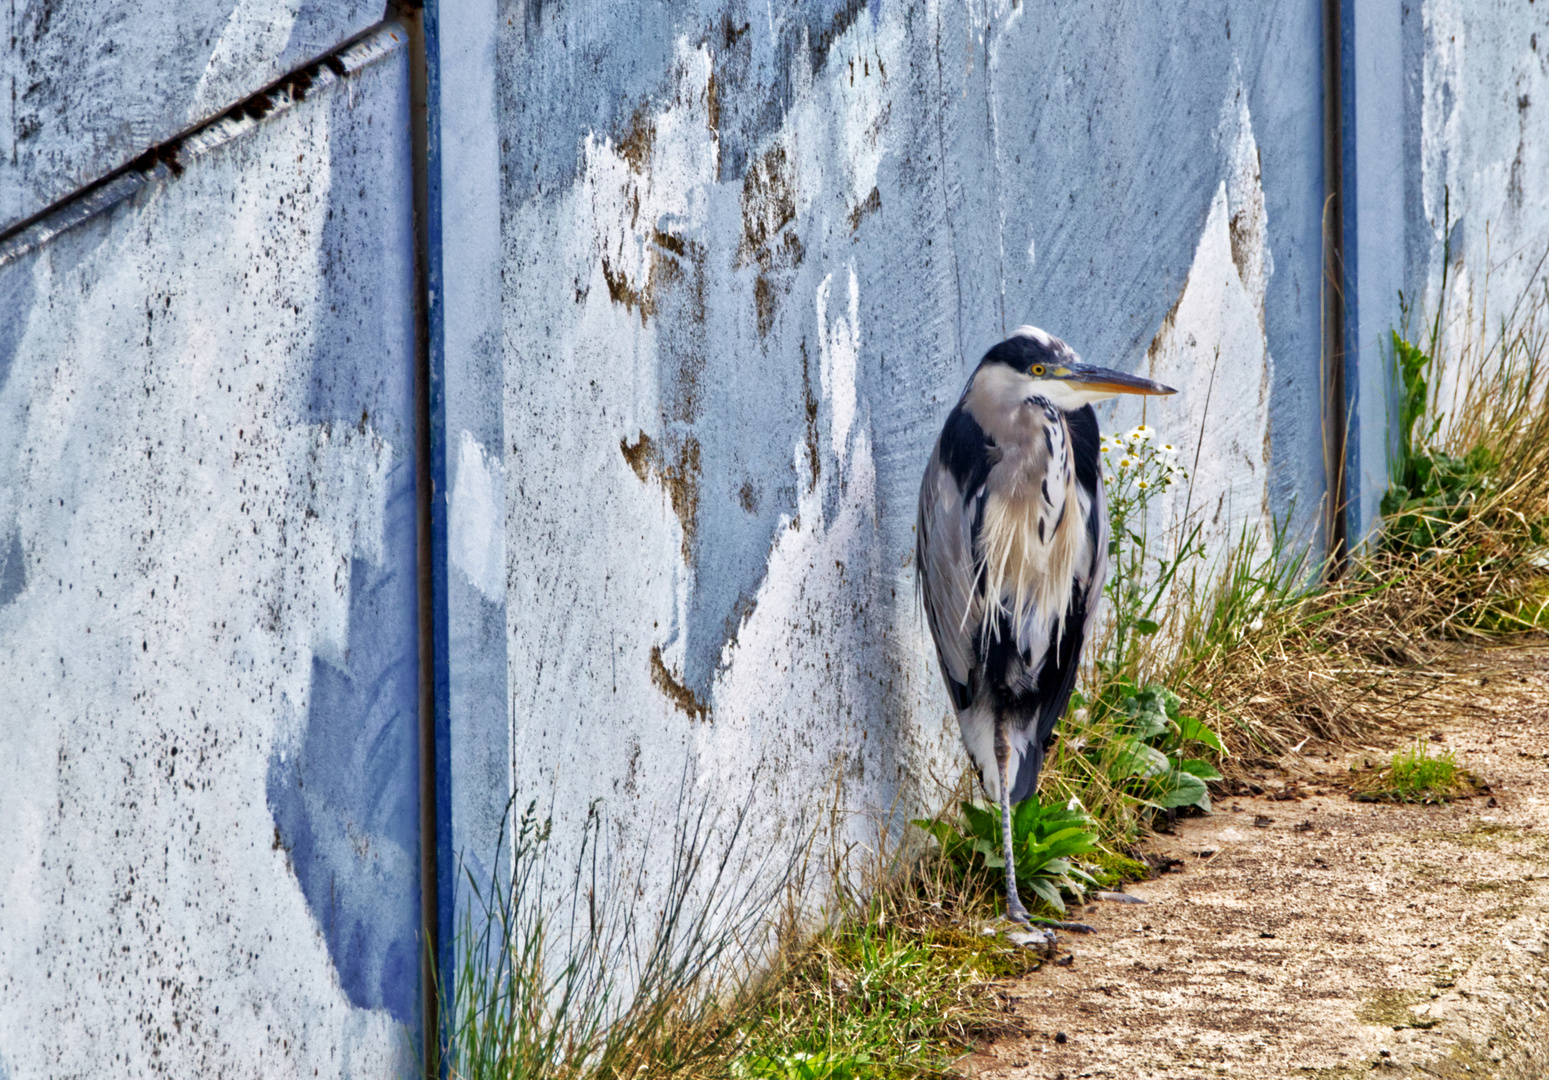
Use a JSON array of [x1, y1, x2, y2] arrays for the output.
[[1353, 738, 1474, 804], [911, 796, 1100, 915], [729, 912, 1033, 1080], [436, 794, 799, 1080]]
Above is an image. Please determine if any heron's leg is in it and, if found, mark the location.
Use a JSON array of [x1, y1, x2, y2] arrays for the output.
[[994, 715, 1030, 924]]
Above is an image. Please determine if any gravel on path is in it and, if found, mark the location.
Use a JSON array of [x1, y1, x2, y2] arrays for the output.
[[968, 644, 1549, 1080]]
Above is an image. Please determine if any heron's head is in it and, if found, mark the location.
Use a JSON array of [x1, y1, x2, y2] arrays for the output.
[[978, 326, 1176, 410]]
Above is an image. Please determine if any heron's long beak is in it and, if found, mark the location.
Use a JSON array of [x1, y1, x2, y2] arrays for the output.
[[1061, 364, 1176, 396]]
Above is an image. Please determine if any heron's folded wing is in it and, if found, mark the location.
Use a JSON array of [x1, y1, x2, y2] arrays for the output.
[[916, 448, 981, 711]]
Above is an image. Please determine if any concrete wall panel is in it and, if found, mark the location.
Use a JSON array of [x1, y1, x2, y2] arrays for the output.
[[0, 27, 419, 1077], [0, 0, 381, 232], [484, 0, 1328, 893], [1417, 1, 1549, 372]]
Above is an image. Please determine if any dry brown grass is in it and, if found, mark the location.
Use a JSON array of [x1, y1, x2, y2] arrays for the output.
[[1179, 275, 1549, 774]]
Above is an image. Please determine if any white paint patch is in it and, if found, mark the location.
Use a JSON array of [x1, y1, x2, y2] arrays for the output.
[[499, 4, 954, 950], [190, 0, 304, 120], [450, 429, 508, 603], [1139, 81, 1275, 568], [816, 266, 860, 464]]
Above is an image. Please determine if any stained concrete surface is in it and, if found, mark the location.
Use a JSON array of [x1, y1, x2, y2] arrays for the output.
[[491, 0, 1328, 929], [970, 645, 1549, 1080], [0, 0, 381, 232], [0, 26, 419, 1077]]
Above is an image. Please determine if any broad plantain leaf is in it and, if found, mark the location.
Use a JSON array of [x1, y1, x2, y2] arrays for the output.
[[1151, 768, 1210, 810], [1177, 714, 1225, 753], [1178, 758, 1223, 781]]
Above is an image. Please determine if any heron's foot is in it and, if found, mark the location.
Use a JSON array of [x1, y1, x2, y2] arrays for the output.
[[1031, 917, 1096, 934], [1005, 896, 1032, 925], [1005, 927, 1057, 955]]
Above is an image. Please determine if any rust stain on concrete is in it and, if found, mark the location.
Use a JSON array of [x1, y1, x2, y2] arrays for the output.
[[621, 430, 702, 563], [649, 644, 710, 720], [799, 339, 821, 489], [739, 144, 803, 338], [848, 185, 881, 232]]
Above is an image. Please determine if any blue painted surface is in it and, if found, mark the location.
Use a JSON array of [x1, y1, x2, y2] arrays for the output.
[[267, 24, 423, 1031], [434, 0, 515, 988], [1343, 0, 1408, 544], [266, 536, 422, 1027]]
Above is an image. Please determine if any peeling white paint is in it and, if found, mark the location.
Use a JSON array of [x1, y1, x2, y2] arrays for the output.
[[1140, 83, 1275, 566], [191, 0, 305, 120], [816, 266, 861, 465], [501, 6, 956, 927], [450, 429, 507, 604]]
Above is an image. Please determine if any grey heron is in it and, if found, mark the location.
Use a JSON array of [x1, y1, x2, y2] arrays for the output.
[[916, 326, 1176, 924]]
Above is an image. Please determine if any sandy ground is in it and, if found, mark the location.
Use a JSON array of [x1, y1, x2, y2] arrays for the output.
[[968, 643, 1549, 1080]]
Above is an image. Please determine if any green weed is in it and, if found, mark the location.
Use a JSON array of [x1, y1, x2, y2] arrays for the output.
[[910, 796, 1100, 914], [1354, 739, 1474, 804], [729, 913, 1035, 1080]]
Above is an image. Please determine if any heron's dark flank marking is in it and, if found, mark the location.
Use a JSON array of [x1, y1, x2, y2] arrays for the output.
[[1066, 406, 1101, 492], [1041, 477, 1052, 505], [939, 404, 993, 493], [1044, 428, 1055, 456], [1054, 503, 1066, 532], [1037, 518, 1045, 543]]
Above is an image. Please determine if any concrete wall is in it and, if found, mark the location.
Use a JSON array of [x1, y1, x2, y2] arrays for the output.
[[0, 26, 421, 1077], [3, 0, 1548, 1073], [1414, 1, 1549, 374], [457, 0, 1331, 908], [0, 0, 379, 231]]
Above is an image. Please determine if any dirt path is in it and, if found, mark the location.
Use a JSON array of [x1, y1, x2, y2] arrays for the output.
[[969, 644, 1549, 1080]]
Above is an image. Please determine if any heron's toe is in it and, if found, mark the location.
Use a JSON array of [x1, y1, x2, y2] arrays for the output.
[[1005, 927, 1056, 955]]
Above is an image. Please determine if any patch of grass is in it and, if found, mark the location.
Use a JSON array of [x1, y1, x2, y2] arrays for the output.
[[436, 793, 801, 1080], [1353, 739, 1475, 803], [729, 913, 1036, 1080]]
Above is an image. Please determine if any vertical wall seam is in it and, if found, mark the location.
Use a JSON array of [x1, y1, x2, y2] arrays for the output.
[[1323, 0, 1351, 573], [387, 1, 444, 1075]]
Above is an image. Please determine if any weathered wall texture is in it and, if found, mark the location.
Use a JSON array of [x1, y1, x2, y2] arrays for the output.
[[1415, 1, 1549, 380], [465, 0, 1329, 901], [0, 0, 380, 233], [0, 27, 420, 1077], [6, 0, 1549, 1070]]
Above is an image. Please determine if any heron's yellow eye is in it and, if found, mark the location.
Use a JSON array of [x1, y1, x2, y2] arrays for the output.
[[1030, 364, 1045, 376]]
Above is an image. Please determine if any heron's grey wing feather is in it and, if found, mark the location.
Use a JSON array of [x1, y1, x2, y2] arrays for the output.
[[916, 447, 980, 711], [1008, 484, 1107, 803]]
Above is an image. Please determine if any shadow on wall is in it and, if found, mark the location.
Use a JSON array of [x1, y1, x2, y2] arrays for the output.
[[266, 484, 422, 1027]]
